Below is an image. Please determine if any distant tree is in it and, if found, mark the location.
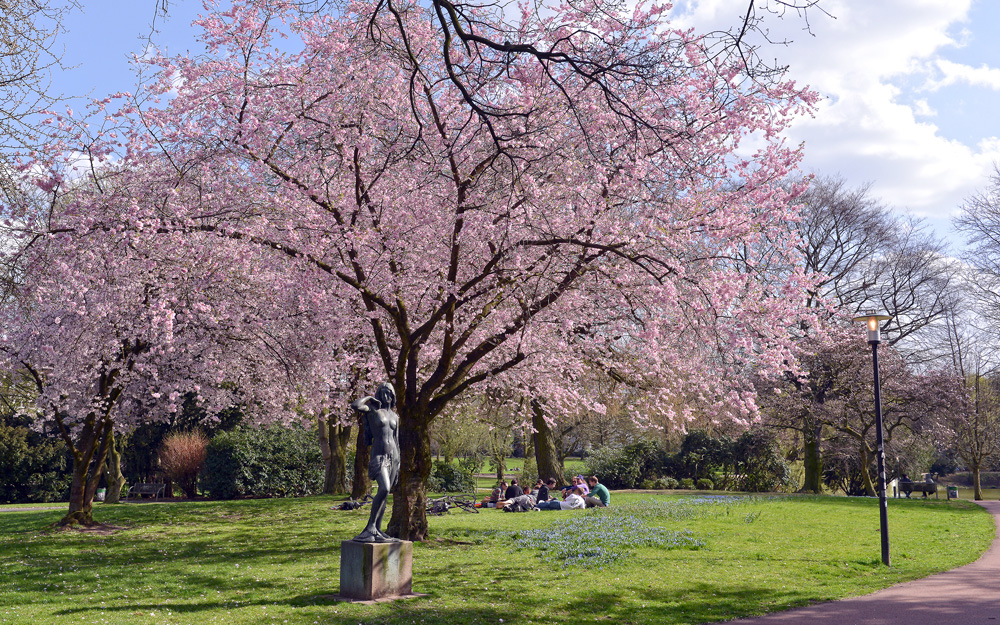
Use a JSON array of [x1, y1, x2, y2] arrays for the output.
[[956, 166, 1000, 329], [775, 175, 956, 493], [935, 306, 1000, 501], [761, 326, 955, 496]]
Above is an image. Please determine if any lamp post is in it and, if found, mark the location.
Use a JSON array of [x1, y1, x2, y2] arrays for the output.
[[853, 311, 893, 567]]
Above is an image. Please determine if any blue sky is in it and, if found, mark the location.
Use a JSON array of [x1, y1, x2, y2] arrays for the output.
[[52, 0, 1000, 251]]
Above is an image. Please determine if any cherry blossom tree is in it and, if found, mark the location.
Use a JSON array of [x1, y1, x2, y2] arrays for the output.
[[0, 157, 350, 525], [10, 0, 821, 537]]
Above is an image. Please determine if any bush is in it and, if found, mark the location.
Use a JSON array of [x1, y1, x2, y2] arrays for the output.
[[680, 478, 695, 490], [676, 430, 735, 487], [654, 476, 679, 490], [640, 479, 656, 490], [201, 425, 324, 499], [732, 428, 790, 492], [0, 423, 72, 503], [696, 478, 714, 491], [585, 439, 668, 489], [159, 431, 209, 498], [429, 460, 476, 493]]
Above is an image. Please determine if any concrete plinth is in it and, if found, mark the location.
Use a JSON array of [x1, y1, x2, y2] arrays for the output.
[[339, 540, 413, 600]]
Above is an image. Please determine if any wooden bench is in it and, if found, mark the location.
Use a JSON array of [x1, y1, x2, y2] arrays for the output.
[[899, 482, 938, 499], [126, 483, 166, 502]]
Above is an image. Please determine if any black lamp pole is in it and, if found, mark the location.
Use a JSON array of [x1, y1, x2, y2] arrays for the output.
[[854, 311, 892, 567], [870, 337, 890, 567]]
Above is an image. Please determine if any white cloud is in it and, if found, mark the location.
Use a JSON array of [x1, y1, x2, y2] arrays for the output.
[[912, 99, 936, 117], [931, 59, 1000, 91], [672, 0, 998, 222]]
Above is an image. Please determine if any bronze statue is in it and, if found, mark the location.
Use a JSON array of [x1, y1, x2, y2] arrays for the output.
[[349, 383, 400, 542]]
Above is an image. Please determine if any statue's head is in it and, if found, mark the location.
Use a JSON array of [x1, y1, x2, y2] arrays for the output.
[[375, 383, 396, 409]]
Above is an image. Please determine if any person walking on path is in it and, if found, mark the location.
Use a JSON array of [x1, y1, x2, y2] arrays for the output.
[[725, 500, 1000, 624]]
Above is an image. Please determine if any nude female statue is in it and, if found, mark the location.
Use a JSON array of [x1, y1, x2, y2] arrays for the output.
[[349, 383, 400, 543]]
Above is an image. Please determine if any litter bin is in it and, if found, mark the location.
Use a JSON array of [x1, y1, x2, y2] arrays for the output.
[[947, 486, 958, 500], [95, 488, 106, 502]]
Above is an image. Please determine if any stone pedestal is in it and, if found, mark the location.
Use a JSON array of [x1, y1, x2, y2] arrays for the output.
[[339, 540, 413, 600]]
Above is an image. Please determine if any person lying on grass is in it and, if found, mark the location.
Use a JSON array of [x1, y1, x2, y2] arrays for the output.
[[536, 486, 586, 510]]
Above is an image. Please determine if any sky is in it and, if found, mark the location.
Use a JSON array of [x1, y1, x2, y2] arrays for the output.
[[50, 0, 1000, 251]]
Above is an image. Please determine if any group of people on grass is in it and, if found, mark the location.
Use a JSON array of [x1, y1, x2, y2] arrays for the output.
[[484, 474, 611, 512]]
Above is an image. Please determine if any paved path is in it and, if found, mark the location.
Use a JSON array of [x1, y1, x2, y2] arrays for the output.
[[0, 506, 64, 512], [726, 500, 1000, 624]]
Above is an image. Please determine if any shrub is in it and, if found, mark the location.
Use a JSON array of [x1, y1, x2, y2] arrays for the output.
[[159, 431, 209, 498], [585, 439, 668, 489], [0, 423, 72, 503], [654, 476, 679, 490], [696, 478, 714, 491], [429, 460, 476, 493], [201, 425, 324, 499], [676, 430, 735, 487], [733, 428, 790, 492], [680, 478, 695, 489], [640, 479, 656, 490]]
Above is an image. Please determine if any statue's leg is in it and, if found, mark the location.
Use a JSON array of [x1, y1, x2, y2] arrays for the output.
[[372, 467, 394, 539]]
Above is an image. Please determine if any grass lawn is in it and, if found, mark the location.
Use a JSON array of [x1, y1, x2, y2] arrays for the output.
[[0, 493, 993, 625]]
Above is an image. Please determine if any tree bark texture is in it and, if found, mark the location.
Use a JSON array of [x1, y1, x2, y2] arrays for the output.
[[859, 444, 876, 498], [320, 416, 353, 495], [101, 433, 127, 504], [61, 415, 114, 526], [386, 407, 432, 541], [532, 400, 565, 486], [802, 421, 822, 494], [350, 412, 372, 500], [973, 463, 983, 501]]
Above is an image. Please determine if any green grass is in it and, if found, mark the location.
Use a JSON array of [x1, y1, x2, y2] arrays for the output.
[[0, 493, 993, 625]]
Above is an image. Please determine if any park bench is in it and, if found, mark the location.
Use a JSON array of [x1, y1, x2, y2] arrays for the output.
[[125, 483, 166, 502], [899, 482, 938, 499]]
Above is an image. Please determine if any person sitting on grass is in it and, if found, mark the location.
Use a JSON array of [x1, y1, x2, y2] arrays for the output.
[[484, 481, 507, 508], [584, 475, 610, 508], [562, 475, 589, 499], [535, 478, 554, 502], [505, 478, 524, 500]]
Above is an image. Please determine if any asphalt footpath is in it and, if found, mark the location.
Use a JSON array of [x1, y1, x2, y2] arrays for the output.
[[725, 500, 1000, 624]]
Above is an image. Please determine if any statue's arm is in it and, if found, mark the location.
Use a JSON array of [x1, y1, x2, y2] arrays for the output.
[[350, 396, 376, 413]]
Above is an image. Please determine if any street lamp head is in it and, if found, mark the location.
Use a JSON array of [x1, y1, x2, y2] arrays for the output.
[[852, 311, 893, 344]]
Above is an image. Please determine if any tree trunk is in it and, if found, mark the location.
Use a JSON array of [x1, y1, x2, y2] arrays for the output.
[[973, 462, 983, 501], [60, 417, 114, 526], [532, 400, 564, 486], [859, 444, 876, 497], [320, 416, 353, 495], [386, 405, 432, 541], [802, 420, 823, 494], [350, 413, 371, 500], [101, 433, 127, 504]]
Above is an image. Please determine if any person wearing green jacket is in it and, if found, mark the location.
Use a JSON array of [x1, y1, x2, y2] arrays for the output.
[[585, 475, 610, 508]]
